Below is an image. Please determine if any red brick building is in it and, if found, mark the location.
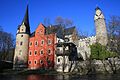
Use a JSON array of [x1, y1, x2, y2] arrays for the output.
[[28, 23, 56, 69]]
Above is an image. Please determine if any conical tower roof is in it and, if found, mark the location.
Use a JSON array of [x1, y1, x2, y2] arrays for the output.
[[21, 5, 30, 34]]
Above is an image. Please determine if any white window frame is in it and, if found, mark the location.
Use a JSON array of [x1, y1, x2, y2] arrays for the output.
[[48, 39, 51, 45], [28, 61, 32, 64], [29, 51, 32, 56], [40, 60, 43, 64], [29, 42, 32, 47], [41, 40, 44, 45], [35, 41, 38, 46], [48, 49, 51, 55], [34, 60, 37, 65], [34, 50, 37, 56], [40, 49, 43, 55]]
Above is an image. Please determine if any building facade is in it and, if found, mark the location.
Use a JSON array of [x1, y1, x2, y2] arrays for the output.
[[28, 24, 56, 69], [55, 42, 78, 72], [78, 36, 96, 60]]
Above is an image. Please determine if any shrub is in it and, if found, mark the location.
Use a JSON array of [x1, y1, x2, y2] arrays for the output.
[[90, 43, 118, 60]]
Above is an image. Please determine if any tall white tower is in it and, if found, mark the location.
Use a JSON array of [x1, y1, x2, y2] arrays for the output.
[[94, 7, 108, 46], [13, 5, 30, 69]]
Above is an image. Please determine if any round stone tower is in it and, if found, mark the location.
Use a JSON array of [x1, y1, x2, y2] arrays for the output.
[[13, 5, 30, 69], [94, 7, 108, 46]]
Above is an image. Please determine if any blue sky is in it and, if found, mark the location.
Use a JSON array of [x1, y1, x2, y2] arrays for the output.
[[0, 0, 120, 37]]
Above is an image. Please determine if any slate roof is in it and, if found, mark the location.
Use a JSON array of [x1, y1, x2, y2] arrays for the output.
[[30, 25, 76, 38], [18, 5, 30, 34], [45, 25, 64, 39]]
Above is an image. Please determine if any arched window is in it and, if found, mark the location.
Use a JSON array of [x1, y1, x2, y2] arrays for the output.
[[28, 61, 31, 64], [41, 40, 44, 45], [34, 51, 37, 55], [40, 60, 43, 64], [48, 49, 51, 54], [29, 51, 32, 56], [40, 50, 43, 55], [34, 60, 37, 64]]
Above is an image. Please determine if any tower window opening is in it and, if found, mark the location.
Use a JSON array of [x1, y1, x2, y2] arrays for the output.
[[20, 42, 23, 45], [21, 35, 23, 37]]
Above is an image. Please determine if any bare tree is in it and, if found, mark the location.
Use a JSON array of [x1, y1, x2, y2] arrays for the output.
[[0, 26, 15, 61], [55, 16, 73, 28], [44, 17, 51, 27], [55, 16, 64, 26], [107, 16, 120, 55]]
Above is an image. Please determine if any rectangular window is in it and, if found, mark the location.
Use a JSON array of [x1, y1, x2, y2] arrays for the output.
[[58, 58, 60, 62], [20, 42, 23, 45]]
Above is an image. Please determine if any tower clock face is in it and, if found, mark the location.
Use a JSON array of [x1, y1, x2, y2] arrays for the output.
[[96, 10, 101, 16]]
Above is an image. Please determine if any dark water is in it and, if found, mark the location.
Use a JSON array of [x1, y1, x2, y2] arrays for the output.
[[0, 73, 120, 80]]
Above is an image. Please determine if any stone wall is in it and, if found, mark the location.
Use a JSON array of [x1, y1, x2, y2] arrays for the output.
[[70, 57, 120, 75]]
